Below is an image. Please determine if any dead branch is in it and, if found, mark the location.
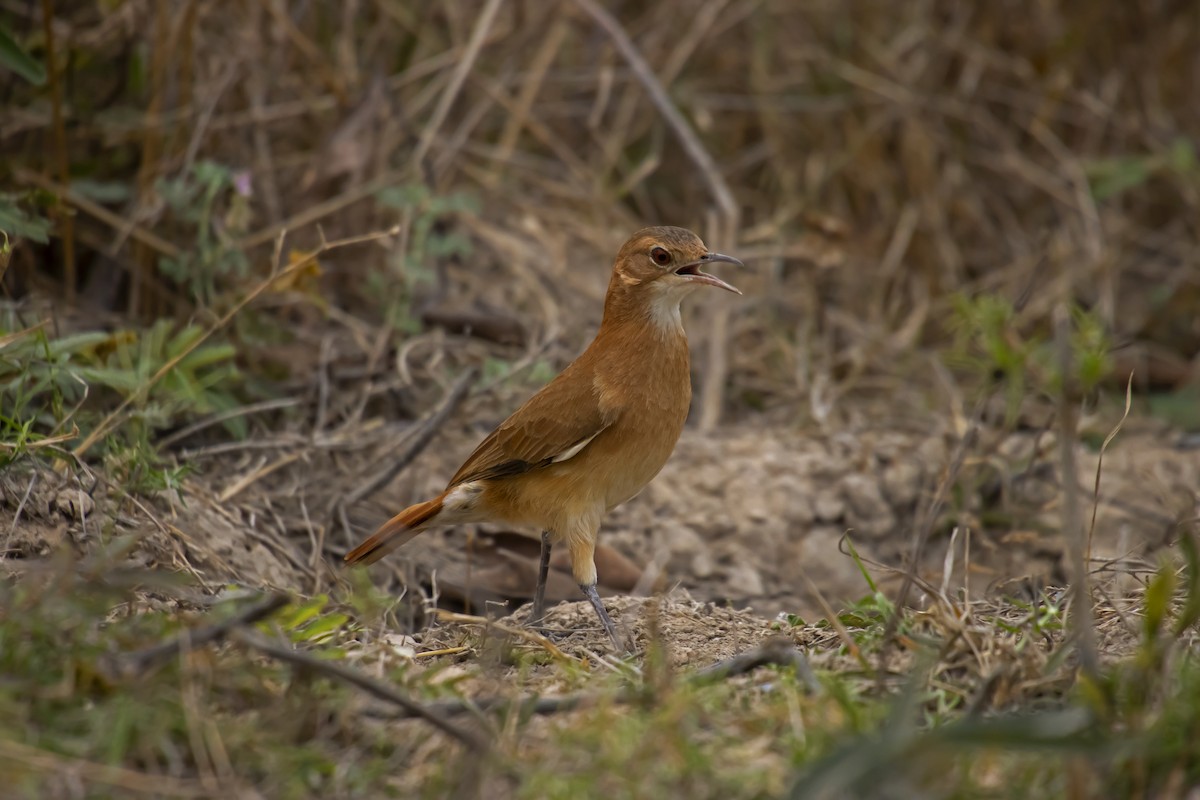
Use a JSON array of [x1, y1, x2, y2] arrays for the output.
[[693, 635, 821, 691], [342, 365, 478, 509], [108, 592, 290, 678], [1055, 304, 1099, 678], [230, 628, 490, 753]]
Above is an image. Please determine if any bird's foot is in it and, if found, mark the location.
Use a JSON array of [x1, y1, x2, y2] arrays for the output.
[[522, 599, 567, 641], [531, 625, 572, 643], [581, 583, 635, 655]]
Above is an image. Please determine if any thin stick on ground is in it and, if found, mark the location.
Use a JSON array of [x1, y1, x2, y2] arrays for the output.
[[15, 168, 182, 259], [694, 635, 821, 692], [231, 628, 490, 753], [1088, 373, 1133, 563], [157, 398, 302, 450], [235, 171, 402, 251], [0, 428, 77, 454], [1055, 304, 1099, 679], [110, 593, 291, 678]]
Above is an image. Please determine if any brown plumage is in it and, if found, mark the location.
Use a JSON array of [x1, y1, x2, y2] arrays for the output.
[[344, 226, 742, 648]]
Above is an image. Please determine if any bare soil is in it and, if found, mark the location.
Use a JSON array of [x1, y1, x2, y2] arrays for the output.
[[4, 404, 1195, 669]]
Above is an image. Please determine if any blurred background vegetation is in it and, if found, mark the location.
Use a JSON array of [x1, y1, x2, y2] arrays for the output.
[[2, 1, 1200, 798], [3, 0, 1198, 459]]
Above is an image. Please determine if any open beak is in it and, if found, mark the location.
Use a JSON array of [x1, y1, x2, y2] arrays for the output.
[[675, 252, 743, 294]]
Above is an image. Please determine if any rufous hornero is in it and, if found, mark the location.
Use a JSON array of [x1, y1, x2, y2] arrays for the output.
[[345, 226, 742, 650]]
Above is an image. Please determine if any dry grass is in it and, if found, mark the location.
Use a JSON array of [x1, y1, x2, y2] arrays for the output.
[[2, 1, 1200, 798], [3, 1, 1198, 417]]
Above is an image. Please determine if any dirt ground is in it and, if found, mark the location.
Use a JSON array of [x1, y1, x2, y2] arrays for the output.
[[5, 398, 1196, 667]]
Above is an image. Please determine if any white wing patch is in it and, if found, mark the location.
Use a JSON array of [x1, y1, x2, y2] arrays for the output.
[[550, 431, 602, 464], [443, 481, 484, 512]]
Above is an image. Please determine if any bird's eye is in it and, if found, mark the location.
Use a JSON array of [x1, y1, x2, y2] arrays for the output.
[[650, 246, 672, 266]]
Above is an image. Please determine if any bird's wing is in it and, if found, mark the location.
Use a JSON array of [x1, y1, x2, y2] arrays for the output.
[[447, 362, 613, 487]]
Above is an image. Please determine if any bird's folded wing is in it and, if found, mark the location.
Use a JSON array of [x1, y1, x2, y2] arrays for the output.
[[447, 366, 613, 487]]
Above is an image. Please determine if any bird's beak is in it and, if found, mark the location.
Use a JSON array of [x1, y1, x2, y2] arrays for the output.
[[675, 252, 743, 294]]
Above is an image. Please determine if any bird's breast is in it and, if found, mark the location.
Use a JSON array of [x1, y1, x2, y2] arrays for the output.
[[590, 333, 692, 508], [594, 404, 688, 508]]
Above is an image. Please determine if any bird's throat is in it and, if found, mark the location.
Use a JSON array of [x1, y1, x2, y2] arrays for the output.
[[602, 277, 693, 338], [647, 294, 684, 334]]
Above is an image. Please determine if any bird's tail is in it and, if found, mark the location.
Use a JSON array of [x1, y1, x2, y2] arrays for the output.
[[344, 494, 445, 566]]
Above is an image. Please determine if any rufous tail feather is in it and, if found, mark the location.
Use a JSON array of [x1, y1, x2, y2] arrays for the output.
[[344, 495, 444, 566]]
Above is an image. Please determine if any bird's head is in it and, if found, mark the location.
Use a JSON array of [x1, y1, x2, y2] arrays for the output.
[[614, 226, 744, 296], [612, 226, 743, 298], [605, 226, 742, 331]]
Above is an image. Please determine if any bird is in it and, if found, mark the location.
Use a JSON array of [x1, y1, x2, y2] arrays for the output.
[[344, 226, 742, 649]]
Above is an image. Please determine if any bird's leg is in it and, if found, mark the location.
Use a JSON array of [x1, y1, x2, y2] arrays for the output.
[[565, 528, 630, 651], [580, 582, 629, 653], [530, 530, 552, 627]]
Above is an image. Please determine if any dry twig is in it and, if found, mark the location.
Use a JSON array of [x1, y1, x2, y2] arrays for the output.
[[694, 635, 820, 692], [1055, 304, 1098, 678], [342, 365, 478, 509], [108, 592, 290, 678], [231, 628, 490, 753]]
